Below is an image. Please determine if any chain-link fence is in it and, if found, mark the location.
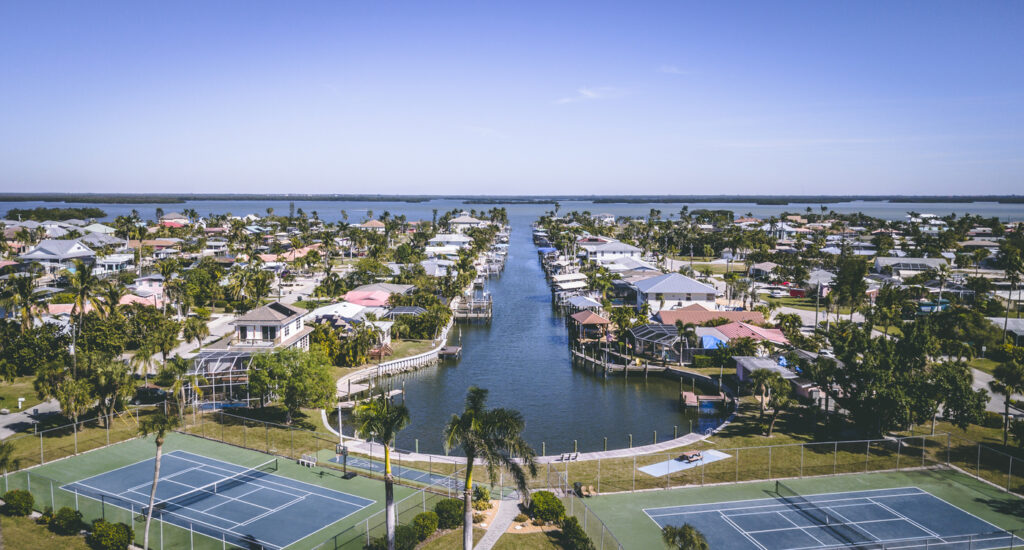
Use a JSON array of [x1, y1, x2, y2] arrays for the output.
[[3, 405, 162, 473], [947, 434, 1024, 495], [534, 434, 954, 495], [562, 492, 625, 550]]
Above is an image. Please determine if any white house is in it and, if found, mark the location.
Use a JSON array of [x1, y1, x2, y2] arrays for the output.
[[225, 302, 311, 351], [20, 239, 96, 274], [594, 213, 617, 226], [449, 215, 486, 234], [203, 238, 229, 257], [83, 223, 117, 235], [631, 273, 717, 313], [356, 220, 386, 233], [428, 233, 473, 249], [580, 240, 642, 262], [93, 253, 134, 275]]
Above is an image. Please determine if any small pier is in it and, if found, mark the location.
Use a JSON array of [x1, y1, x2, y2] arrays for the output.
[[681, 391, 727, 408], [453, 295, 493, 321], [438, 346, 462, 359], [570, 349, 668, 375]]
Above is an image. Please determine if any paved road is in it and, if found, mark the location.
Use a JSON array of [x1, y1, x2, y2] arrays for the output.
[[0, 398, 61, 439], [972, 367, 1024, 415]]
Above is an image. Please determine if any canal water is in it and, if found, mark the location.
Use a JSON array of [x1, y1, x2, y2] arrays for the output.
[[371, 215, 724, 455]]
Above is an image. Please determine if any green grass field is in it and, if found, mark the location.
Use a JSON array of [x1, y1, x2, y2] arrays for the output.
[[584, 469, 1024, 550], [3, 432, 417, 550]]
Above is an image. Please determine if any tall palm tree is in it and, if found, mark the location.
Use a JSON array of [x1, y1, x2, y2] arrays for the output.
[[989, 360, 1024, 446], [444, 387, 537, 550], [354, 390, 410, 550], [139, 411, 181, 550], [67, 259, 101, 373], [931, 263, 953, 309], [749, 368, 774, 419], [0, 273, 48, 332], [182, 317, 210, 349]]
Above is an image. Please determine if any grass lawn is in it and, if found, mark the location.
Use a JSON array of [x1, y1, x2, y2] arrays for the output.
[[765, 295, 851, 315], [419, 527, 486, 549], [494, 531, 565, 549], [970, 357, 1001, 375], [0, 375, 40, 410], [389, 339, 438, 359], [0, 515, 92, 550]]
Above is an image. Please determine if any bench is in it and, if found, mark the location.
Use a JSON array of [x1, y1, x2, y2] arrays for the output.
[[298, 454, 317, 468]]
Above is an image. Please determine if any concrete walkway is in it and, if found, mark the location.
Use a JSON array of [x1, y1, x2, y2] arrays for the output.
[[475, 496, 522, 550]]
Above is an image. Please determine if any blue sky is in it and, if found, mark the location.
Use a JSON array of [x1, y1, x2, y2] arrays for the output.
[[1, 1, 1022, 195]]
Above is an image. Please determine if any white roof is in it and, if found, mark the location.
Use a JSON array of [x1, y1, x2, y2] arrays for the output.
[[307, 301, 367, 321], [555, 280, 588, 291], [551, 272, 587, 283]]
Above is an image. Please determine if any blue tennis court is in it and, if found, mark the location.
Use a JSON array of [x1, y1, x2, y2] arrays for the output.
[[62, 450, 374, 549], [645, 486, 1023, 550], [328, 454, 463, 491]]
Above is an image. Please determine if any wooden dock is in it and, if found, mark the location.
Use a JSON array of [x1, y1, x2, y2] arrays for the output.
[[681, 390, 727, 407], [438, 346, 462, 359], [453, 295, 493, 321], [570, 349, 668, 375]]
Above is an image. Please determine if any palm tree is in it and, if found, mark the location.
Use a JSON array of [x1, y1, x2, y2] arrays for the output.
[[444, 387, 537, 550], [182, 317, 210, 349], [662, 524, 708, 550], [749, 368, 774, 419], [989, 360, 1024, 446], [98, 279, 127, 318], [139, 411, 181, 550], [0, 273, 48, 332], [160, 356, 207, 418], [67, 259, 101, 373], [931, 263, 953, 309], [353, 390, 411, 550]]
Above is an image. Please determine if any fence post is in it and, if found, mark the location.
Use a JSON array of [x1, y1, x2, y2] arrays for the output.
[[736, 448, 740, 482], [977, 445, 982, 479], [865, 441, 871, 472], [50, 480, 54, 510], [632, 456, 636, 492], [40, 432, 44, 464], [800, 445, 805, 478], [266, 424, 270, 453], [833, 441, 838, 475], [597, 459, 601, 494], [243, 421, 247, 449], [921, 436, 926, 467], [946, 433, 951, 466], [1003, 454, 1011, 493], [290, 427, 295, 458], [160, 511, 163, 550], [220, 413, 225, 442], [106, 417, 110, 446], [769, 447, 772, 479], [896, 437, 902, 471], [74, 421, 78, 454]]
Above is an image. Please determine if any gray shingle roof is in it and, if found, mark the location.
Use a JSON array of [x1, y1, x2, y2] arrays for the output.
[[632, 273, 716, 295], [232, 302, 306, 324], [20, 239, 95, 261]]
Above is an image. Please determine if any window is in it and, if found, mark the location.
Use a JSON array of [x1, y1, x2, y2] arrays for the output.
[[240, 326, 248, 340], [284, 325, 290, 337], [261, 326, 277, 341]]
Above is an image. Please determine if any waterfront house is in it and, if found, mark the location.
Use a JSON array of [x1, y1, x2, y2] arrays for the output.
[[873, 257, 947, 278], [654, 305, 765, 326], [697, 322, 789, 350], [160, 212, 189, 224], [79, 232, 126, 249], [581, 241, 643, 262], [93, 253, 134, 275], [450, 214, 486, 234], [130, 274, 165, 301], [20, 239, 96, 274], [428, 233, 473, 249], [733, 356, 819, 400], [631, 273, 717, 313], [203, 238, 229, 257], [570, 310, 610, 340]]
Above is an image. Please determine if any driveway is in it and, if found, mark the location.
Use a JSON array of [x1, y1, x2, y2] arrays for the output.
[[0, 398, 61, 439]]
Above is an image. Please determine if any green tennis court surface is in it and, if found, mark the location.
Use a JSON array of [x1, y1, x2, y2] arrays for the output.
[[585, 470, 1024, 550], [7, 432, 413, 549]]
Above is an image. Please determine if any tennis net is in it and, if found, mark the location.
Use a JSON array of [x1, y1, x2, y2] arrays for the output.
[[775, 481, 873, 548], [149, 457, 278, 513]]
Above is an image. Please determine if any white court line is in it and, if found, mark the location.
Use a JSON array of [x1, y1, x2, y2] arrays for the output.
[[645, 488, 926, 517], [864, 497, 942, 541], [235, 494, 306, 527], [169, 452, 374, 508], [60, 450, 195, 490], [719, 511, 767, 550], [774, 509, 827, 547], [726, 500, 904, 519], [878, 488, 1024, 544], [745, 518, 905, 535]]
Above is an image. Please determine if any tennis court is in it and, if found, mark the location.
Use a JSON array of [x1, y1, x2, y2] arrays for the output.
[[645, 485, 1023, 550], [62, 450, 374, 549], [327, 454, 462, 491]]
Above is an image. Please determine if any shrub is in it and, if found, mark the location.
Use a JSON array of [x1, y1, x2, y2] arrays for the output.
[[529, 490, 565, 523], [473, 484, 490, 503], [49, 506, 84, 535], [1, 489, 34, 516], [473, 512, 485, 524], [37, 506, 54, 525], [982, 411, 1004, 429], [86, 519, 132, 550], [412, 511, 438, 541], [692, 355, 714, 368], [514, 513, 529, 523], [560, 516, 596, 550], [364, 524, 418, 550], [434, 498, 463, 530], [473, 498, 492, 511]]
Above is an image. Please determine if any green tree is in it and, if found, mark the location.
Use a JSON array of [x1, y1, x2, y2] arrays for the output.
[[138, 411, 181, 550], [354, 391, 411, 550], [90, 358, 137, 427], [182, 317, 210, 349], [764, 371, 793, 437], [34, 361, 93, 423], [443, 387, 537, 550], [662, 524, 708, 550], [989, 360, 1024, 446], [0, 273, 48, 333]]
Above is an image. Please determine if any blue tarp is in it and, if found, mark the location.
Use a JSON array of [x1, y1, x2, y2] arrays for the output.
[[702, 335, 725, 349]]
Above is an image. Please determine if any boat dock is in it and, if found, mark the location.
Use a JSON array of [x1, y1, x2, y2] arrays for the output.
[[681, 391, 727, 407], [570, 349, 668, 375], [453, 295, 493, 321], [438, 346, 462, 359]]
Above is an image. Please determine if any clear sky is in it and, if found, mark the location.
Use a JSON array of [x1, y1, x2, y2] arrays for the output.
[[1, 1, 1022, 195]]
